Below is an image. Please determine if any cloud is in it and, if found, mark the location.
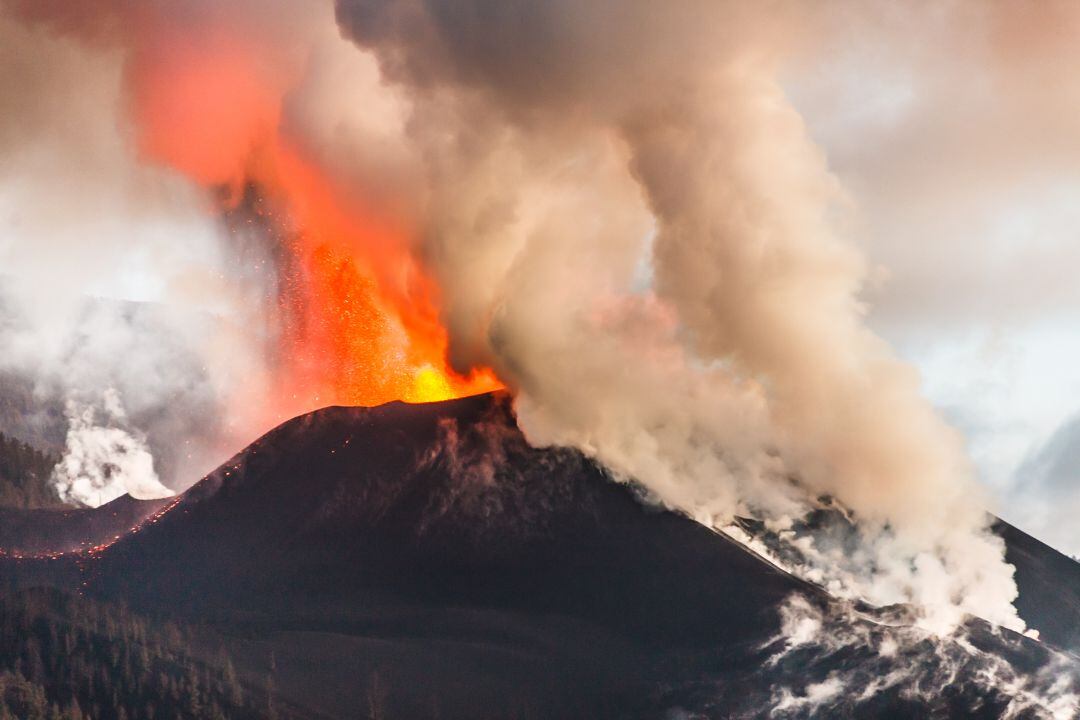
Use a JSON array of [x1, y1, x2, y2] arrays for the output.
[[1019, 414, 1080, 497], [788, 2, 1080, 339], [779, 3, 1080, 555], [1007, 413, 1080, 556]]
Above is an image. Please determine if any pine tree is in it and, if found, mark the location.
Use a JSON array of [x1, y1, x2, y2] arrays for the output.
[[223, 656, 243, 708], [367, 670, 387, 720]]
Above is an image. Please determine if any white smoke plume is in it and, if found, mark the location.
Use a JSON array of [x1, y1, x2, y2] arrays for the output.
[[52, 389, 173, 507]]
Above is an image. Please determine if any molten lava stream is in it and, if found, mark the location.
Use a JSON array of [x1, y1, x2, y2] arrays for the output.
[[124, 33, 497, 413], [260, 144, 502, 413]]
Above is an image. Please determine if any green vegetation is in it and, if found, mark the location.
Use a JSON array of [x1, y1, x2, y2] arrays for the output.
[[0, 432, 64, 509], [0, 589, 290, 720]]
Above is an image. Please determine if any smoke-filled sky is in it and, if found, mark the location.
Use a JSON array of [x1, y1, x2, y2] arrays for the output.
[[784, 3, 1080, 559], [2, 0, 1080, 631]]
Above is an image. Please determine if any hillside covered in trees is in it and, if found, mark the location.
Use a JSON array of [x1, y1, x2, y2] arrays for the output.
[[0, 589, 303, 720], [0, 432, 63, 509]]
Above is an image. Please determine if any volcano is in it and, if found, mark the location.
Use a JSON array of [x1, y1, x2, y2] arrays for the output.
[[3, 393, 1079, 718], [0, 494, 172, 557]]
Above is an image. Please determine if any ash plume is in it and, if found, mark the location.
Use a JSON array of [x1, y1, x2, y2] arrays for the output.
[[330, 0, 1019, 633], [2, 0, 1074, 637]]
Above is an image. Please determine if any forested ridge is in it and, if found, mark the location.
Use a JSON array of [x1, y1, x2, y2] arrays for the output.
[[0, 432, 63, 509], [0, 589, 301, 720]]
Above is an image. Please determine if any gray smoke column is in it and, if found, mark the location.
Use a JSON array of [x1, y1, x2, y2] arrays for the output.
[[332, 0, 1021, 633]]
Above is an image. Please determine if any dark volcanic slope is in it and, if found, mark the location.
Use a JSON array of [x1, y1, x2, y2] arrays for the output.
[[4, 393, 1079, 719], [0, 494, 171, 556], [89, 393, 806, 636], [68, 393, 814, 718], [997, 519, 1080, 650]]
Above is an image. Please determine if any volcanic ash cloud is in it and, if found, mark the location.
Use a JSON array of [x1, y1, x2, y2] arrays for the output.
[[332, 0, 1022, 633]]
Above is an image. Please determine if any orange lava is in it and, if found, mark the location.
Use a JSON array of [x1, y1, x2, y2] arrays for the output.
[[258, 143, 501, 411], [125, 27, 501, 416]]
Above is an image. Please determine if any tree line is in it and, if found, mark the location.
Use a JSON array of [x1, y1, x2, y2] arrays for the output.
[[0, 588, 300, 720], [0, 432, 64, 509]]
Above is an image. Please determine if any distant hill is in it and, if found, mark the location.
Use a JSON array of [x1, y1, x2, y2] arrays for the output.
[[0, 370, 66, 455]]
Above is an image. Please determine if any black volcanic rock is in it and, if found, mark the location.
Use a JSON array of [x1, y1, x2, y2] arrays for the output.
[[997, 519, 1080, 651], [74, 393, 816, 717], [87, 394, 807, 638], [2, 392, 1079, 719], [0, 493, 171, 556]]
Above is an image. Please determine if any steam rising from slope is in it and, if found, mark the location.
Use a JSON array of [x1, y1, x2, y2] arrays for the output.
[[0, 11, 277, 493], [761, 594, 1079, 718], [2, 0, 1071, 633], [53, 389, 174, 507]]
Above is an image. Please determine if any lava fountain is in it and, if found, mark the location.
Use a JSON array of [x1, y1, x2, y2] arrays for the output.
[[120, 15, 501, 416]]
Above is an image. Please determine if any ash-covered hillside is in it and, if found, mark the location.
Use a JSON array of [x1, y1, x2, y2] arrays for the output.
[[2, 393, 1079, 719]]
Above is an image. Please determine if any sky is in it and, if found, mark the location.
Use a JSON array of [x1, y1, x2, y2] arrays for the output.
[[784, 16, 1080, 556]]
